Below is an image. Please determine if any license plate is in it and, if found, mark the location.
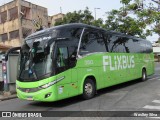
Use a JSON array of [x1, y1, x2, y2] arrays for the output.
[[27, 96, 33, 101]]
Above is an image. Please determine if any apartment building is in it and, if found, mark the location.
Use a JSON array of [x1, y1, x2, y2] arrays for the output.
[[0, 0, 48, 47], [48, 13, 64, 27]]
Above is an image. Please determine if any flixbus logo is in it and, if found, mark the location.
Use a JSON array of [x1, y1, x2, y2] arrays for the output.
[[103, 55, 135, 72]]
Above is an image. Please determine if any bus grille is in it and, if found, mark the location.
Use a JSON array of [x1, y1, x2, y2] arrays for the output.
[[18, 87, 40, 93]]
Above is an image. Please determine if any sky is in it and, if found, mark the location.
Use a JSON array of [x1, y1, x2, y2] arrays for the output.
[[0, 0, 159, 42], [0, 0, 122, 19]]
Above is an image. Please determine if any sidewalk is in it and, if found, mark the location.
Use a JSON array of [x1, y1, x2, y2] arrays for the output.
[[0, 91, 17, 101]]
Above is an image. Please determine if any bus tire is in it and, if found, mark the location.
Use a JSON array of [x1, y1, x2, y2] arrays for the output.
[[82, 78, 96, 100], [141, 69, 147, 81]]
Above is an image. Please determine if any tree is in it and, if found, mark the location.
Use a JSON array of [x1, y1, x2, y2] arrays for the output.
[[55, 7, 95, 26], [54, 7, 105, 28], [105, 0, 160, 39], [92, 18, 104, 27]]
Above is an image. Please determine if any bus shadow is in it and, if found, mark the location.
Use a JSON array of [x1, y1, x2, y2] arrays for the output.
[[29, 79, 143, 108]]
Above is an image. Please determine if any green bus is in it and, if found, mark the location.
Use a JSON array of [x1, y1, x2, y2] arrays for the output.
[[14, 23, 154, 102]]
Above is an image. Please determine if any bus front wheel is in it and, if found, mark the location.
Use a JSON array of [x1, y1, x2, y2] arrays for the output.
[[82, 78, 96, 100], [141, 69, 147, 81]]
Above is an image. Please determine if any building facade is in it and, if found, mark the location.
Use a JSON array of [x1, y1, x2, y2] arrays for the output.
[[48, 13, 64, 27], [0, 0, 48, 47]]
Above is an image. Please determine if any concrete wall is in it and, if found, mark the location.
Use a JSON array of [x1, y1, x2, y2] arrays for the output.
[[50, 13, 64, 26], [0, 19, 19, 34], [2, 38, 21, 47], [0, 0, 48, 47], [0, 1, 18, 13], [21, 0, 48, 29]]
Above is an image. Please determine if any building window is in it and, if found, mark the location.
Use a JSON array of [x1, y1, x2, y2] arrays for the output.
[[0, 33, 8, 42], [0, 11, 7, 23], [21, 6, 31, 20], [9, 7, 18, 21], [10, 30, 19, 40], [22, 28, 32, 38]]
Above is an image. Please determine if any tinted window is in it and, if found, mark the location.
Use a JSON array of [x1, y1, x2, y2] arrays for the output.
[[124, 38, 153, 53], [105, 32, 153, 53], [58, 27, 83, 40], [79, 29, 106, 55], [102, 32, 110, 52], [125, 39, 139, 53], [145, 42, 153, 53], [56, 47, 69, 68], [108, 35, 129, 53]]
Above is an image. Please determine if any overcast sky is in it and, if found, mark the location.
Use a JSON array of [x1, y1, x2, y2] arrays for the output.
[[0, 0, 122, 19], [0, 0, 158, 42]]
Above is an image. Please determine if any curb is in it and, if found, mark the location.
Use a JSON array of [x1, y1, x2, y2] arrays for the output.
[[0, 94, 17, 101]]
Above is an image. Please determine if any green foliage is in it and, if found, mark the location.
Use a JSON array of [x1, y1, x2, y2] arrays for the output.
[[55, 7, 94, 26], [120, 0, 131, 5], [54, 1, 160, 40], [105, 0, 160, 39], [92, 18, 104, 27]]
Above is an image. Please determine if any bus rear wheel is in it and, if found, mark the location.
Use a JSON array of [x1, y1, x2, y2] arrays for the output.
[[141, 69, 147, 81], [82, 78, 96, 100]]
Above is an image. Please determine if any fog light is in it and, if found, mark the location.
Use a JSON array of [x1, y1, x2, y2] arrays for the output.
[[45, 92, 51, 98]]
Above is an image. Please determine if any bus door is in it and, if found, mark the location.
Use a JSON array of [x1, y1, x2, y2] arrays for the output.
[[54, 40, 78, 99]]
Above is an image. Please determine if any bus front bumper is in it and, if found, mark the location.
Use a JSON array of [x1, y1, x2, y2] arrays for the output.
[[16, 86, 57, 102]]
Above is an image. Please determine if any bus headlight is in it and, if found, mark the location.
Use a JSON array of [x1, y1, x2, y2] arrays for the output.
[[39, 76, 65, 89]]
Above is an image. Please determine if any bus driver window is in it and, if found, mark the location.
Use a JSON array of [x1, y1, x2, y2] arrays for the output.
[[56, 47, 68, 68]]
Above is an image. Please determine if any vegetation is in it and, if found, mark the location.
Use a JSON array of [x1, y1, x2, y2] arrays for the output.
[[55, 0, 160, 41]]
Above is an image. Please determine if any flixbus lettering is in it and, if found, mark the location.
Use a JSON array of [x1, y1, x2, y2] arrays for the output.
[[103, 55, 135, 72]]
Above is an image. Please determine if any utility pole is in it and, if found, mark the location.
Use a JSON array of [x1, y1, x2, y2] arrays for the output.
[[60, 7, 62, 14], [94, 8, 100, 20]]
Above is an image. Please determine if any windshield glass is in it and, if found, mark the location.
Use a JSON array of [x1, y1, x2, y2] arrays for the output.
[[17, 42, 54, 81]]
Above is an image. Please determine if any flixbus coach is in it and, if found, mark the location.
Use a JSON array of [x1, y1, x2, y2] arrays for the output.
[[13, 23, 154, 102]]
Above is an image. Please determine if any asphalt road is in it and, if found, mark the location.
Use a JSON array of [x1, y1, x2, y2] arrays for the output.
[[0, 63, 160, 120]]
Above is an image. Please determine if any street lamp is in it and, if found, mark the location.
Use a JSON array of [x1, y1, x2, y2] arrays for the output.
[[94, 8, 100, 20]]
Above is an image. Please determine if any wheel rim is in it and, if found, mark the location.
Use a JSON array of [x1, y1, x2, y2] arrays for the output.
[[85, 83, 93, 95]]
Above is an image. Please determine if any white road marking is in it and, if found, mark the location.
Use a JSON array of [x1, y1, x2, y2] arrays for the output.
[[143, 105, 160, 110], [149, 77, 160, 81], [149, 117, 160, 119], [152, 100, 160, 104]]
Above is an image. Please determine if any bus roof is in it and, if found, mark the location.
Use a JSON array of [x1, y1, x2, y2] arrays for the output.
[[26, 23, 101, 39], [26, 23, 148, 42]]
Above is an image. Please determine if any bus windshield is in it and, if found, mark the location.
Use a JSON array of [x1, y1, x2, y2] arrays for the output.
[[17, 42, 54, 81]]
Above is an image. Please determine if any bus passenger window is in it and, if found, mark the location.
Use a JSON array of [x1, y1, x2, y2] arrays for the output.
[[80, 31, 106, 55], [108, 35, 129, 53], [56, 47, 68, 67]]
